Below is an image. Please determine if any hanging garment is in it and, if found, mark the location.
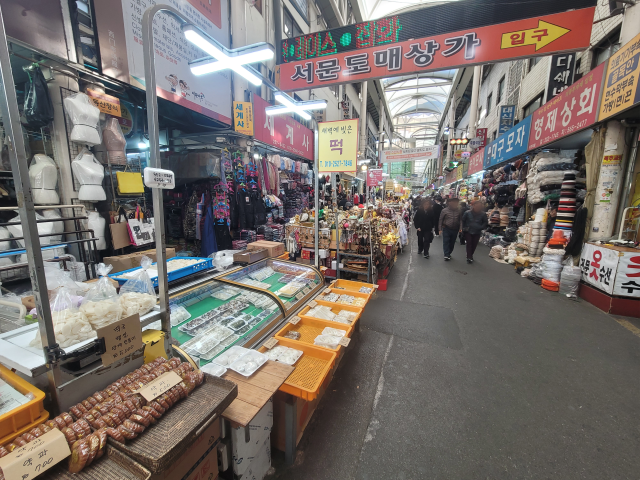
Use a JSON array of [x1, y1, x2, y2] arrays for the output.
[[184, 191, 198, 240], [102, 118, 127, 165], [237, 187, 254, 230], [24, 65, 54, 128], [253, 191, 267, 226], [201, 204, 218, 257]]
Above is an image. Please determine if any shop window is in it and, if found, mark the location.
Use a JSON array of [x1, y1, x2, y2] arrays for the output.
[[283, 7, 302, 38], [481, 64, 493, 83], [492, 130, 497, 141], [289, 0, 309, 24], [486, 93, 492, 115], [529, 56, 543, 71], [592, 28, 621, 68], [497, 76, 505, 105], [329, 84, 339, 99], [523, 92, 544, 118], [574, 58, 583, 82]]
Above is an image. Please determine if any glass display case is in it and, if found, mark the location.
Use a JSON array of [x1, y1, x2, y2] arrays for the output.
[[219, 259, 324, 313]]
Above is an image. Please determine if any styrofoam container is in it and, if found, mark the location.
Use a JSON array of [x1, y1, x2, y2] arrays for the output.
[[215, 345, 250, 366], [201, 362, 227, 377], [229, 350, 268, 376]]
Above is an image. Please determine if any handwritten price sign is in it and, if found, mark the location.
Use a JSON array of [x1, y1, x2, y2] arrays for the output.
[[0, 429, 70, 479], [136, 371, 182, 402], [97, 314, 143, 366]]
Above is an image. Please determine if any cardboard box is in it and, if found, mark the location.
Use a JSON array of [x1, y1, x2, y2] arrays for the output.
[[301, 248, 314, 260], [233, 249, 268, 264], [150, 417, 220, 480], [103, 255, 133, 273], [103, 248, 176, 273], [242, 435, 271, 480], [298, 258, 311, 265], [247, 241, 285, 258], [231, 400, 273, 475]]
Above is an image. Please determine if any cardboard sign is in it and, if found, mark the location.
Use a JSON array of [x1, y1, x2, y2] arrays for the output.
[[324, 288, 332, 294], [289, 316, 301, 325], [295, 292, 305, 300], [308, 300, 318, 308], [263, 338, 278, 349], [0, 429, 70, 479], [136, 371, 182, 402], [338, 337, 351, 347], [87, 88, 122, 117], [97, 314, 143, 367]]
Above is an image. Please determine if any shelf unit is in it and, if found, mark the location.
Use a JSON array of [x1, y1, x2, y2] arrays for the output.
[[336, 221, 373, 283]]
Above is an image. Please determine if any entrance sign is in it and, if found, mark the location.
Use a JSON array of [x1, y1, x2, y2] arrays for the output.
[[528, 62, 605, 150], [599, 31, 640, 121], [277, 6, 595, 91], [484, 115, 532, 168], [318, 119, 359, 173], [381, 146, 440, 163]]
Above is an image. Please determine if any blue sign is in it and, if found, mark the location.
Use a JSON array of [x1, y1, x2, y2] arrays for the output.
[[498, 105, 516, 135], [483, 115, 532, 168]]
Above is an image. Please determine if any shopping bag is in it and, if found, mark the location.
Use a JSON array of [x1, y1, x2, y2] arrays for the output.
[[116, 166, 145, 194], [127, 217, 155, 246], [109, 207, 131, 249]]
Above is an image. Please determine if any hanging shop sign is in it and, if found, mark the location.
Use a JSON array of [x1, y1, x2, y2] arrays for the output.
[[317, 119, 359, 173], [498, 105, 516, 135], [93, 0, 232, 124], [380, 146, 440, 163], [528, 62, 605, 150], [613, 252, 640, 298], [579, 243, 619, 295], [118, 104, 134, 136], [445, 169, 456, 184], [545, 52, 576, 101], [476, 128, 488, 148], [467, 148, 485, 176], [598, 31, 640, 121], [276, 4, 595, 91], [253, 95, 314, 161], [456, 166, 463, 181], [233, 101, 254, 136], [87, 89, 122, 117], [367, 168, 383, 187], [484, 115, 532, 168]]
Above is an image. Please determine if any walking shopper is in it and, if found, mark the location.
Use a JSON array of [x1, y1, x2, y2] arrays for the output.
[[432, 197, 443, 236], [461, 201, 489, 263], [459, 202, 469, 245], [439, 197, 461, 260], [413, 199, 435, 258]]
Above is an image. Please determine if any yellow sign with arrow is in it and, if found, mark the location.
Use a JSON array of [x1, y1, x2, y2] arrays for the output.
[[501, 21, 570, 52]]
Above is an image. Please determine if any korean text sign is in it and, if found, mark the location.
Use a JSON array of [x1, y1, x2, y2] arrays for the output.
[[318, 119, 359, 173], [528, 62, 604, 150], [381, 146, 440, 163], [545, 52, 576, 101], [613, 252, 640, 298], [484, 115, 532, 168], [579, 243, 618, 294], [97, 314, 143, 367], [278, 8, 595, 91], [467, 148, 485, 176], [233, 101, 254, 136], [599, 31, 640, 121], [367, 168, 383, 187], [0, 429, 70, 479], [252, 95, 314, 161], [87, 89, 122, 117], [498, 105, 516, 135]]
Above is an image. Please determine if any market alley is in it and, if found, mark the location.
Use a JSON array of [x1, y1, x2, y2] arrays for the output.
[[270, 235, 640, 480]]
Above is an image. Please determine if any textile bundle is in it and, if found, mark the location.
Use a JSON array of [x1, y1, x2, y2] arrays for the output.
[[554, 172, 577, 231]]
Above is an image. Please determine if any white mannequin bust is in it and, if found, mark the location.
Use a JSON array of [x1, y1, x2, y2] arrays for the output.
[[29, 154, 59, 205], [63, 93, 101, 146], [72, 151, 106, 201]]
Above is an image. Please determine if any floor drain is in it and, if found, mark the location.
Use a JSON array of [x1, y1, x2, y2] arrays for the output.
[[455, 270, 468, 275]]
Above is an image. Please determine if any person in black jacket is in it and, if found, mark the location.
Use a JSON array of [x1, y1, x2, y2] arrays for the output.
[[413, 199, 436, 258], [432, 197, 443, 236]]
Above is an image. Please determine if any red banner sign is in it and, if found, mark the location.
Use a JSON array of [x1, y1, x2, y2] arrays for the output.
[[253, 95, 314, 160], [467, 148, 485, 176], [476, 128, 488, 148], [278, 8, 595, 91], [367, 168, 383, 187], [528, 62, 605, 150]]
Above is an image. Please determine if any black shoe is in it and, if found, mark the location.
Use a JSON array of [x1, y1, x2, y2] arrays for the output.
[[424, 254, 429, 258], [417, 250, 422, 254], [466, 258, 472, 264], [444, 256, 450, 261]]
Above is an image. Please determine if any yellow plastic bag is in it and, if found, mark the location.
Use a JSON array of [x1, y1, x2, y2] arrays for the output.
[[116, 170, 144, 194]]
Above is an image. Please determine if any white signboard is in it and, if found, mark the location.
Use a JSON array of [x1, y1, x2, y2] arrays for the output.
[[579, 243, 619, 294], [381, 146, 440, 163], [144, 167, 175, 189], [613, 251, 640, 297], [94, 0, 232, 125]]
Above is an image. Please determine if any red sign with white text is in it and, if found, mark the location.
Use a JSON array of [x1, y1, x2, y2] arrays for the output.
[[528, 62, 605, 150], [252, 95, 314, 160], [278, 8, 595, 91], [467, 148, 485, 176], [367, 169, 383, 187], [476, 128, 488, 148]]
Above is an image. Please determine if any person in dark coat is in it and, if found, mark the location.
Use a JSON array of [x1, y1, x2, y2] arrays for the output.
[[432, 197, 443, 236], [413, 199, 436, 258], [461, 201, 489, 263]]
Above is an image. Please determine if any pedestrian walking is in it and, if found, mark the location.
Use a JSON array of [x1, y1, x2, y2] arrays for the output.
[[432, 197, 443, 236], [459, 202, 469, 245], [461, 201, 489, 263], [413, 199, 435, 258], [438, 197, 461, 261]]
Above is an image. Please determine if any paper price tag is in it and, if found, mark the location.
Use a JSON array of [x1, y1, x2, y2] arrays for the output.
[[0, 429, 70, 479], [308, 300, 317, 308], [136, 371, 182, 402], [295, 292, 305, 300], [264, 337, 278, 349], [303, 287, 311, 295], [338, 337, 351, 347], [324, 288, 332, 294], [289, 316, 301, 325], [373, 284, 379, 289], [98, 314, 143, 367]]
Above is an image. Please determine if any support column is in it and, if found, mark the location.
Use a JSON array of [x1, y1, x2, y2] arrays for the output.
[[468, 66, 481, 139], [359, 81, 368, 157], [589, 121, 628, 241], [377, 100, 385, 168], [447, 92, 456, 163]]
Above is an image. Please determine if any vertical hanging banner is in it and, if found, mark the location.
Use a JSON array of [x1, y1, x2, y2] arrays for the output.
[[318, 119, 359, 173], [233, 102, 254, 136], [367, 168, 383, 186], [598, 31, 640, 121], [476, 128, 488, 148], [253, 95, 314, 160], [467, 148, 485, 176], [277, 0, 596, 90], [546, 52, 576, 101], [498, 105, 516, 135], [93, 0, 232, 124]]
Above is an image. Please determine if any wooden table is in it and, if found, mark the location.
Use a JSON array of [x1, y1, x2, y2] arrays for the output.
[[222, 360, 293, 427]]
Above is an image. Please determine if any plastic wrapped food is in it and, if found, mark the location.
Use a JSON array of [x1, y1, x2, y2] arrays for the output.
[[228, 319, 247, 331], [358, 286, 373, 294], [265, 345, 303, 365], [170, 305, 191, 326], [68, 439, 91, 474], [81, 263, 122, 329], [30, 288, 96, 348], [322, 327, 347, 337], [201, 363, 227, 377], [229, 351, 267, 376], [119, 256, 157, 317], [353, 298, 366, 307], [314, 334, 342, 349], [283, 331, 301, 340], [214, 346, 250, 366]]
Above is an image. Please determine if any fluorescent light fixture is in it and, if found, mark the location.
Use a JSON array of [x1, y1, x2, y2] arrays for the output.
[[275, 94, 311, 120], [253, 153, 260, 160], [182, 25, 269, 86], [361, 165, 367, 171], [265, 94, 327, 120]]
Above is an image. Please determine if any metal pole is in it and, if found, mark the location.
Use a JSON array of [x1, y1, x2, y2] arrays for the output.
[[0, 5, 62, 408], [313, 119, 320, 269], [468, 65, 481, 139]]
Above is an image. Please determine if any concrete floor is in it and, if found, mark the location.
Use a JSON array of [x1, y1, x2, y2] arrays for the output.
[[269, 234, 640, 480]]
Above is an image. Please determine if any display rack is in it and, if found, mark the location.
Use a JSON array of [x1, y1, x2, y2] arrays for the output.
[[336, 219, 373, 283]]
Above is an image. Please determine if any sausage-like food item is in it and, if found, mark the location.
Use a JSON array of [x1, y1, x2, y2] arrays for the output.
[[123, 399, 138, 414], [156, 396, 171, 410], [117, 424, 138, 440], [86, 396, 98, 407], [107, 411, 123, 426], [160, 393, 174, 408], [142, 405, 162, 419], [70, 421, 87, 439], [130, 395, 143, 409], [109, 405, 127, 422], [13, 437, 27, 447], [77, 419, 92, 436], [96, 404, 111, 416], [136, 409, 157, 424], [115, 402, 132, 417], [0, 446, 10, 457], [95, 429, 108, 459], [166, 388, 180, 405], [69, 406, 84, 420], [61, 426, 77, 446], [75, 403, 89, 414], [123, 419, 145, 434], [68, 439, 90, 474], [101, 414, 117, 428], [168, 357, 181, 369], [105, 427, 125, 443], [53, 416, 67, 430], [44, 420, 59, 430], [129, 413, 150, 428], [154, 356, 167, 365], [93, 391, 107, 403], [61, 412, 74, 426], [22, 433, 36, 443], [38, 424, 52, 435], [85, 434, 100, 466], [148, 401, 165, 415], [89, 417, 108, 430], [29, 427, 43, 438], [81, 400, 93, 411]]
